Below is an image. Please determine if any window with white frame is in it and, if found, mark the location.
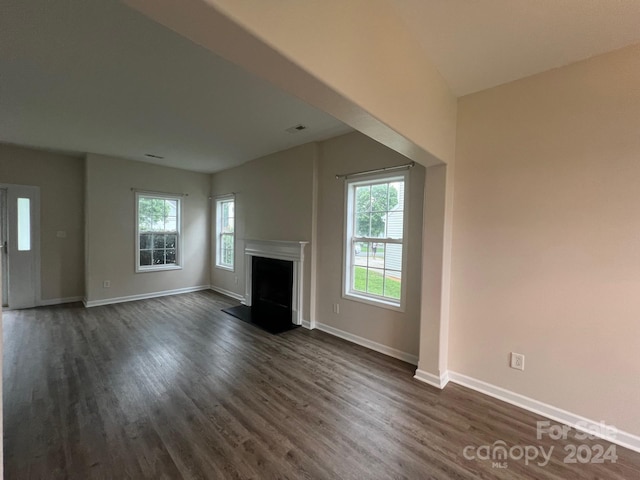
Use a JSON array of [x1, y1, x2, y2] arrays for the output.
[[216, 196, 235, 270], [136, 193, 181, 272], [344, 173, 407, 309]]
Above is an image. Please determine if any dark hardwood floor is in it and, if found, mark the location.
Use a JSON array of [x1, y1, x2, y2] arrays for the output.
[[3, 291, 639, 479]]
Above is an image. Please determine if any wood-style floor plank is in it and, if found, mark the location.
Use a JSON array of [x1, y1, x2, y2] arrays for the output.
[[3, 291, 640, 479]]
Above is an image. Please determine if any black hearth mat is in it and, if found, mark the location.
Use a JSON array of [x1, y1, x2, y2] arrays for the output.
[[222, 305, 300, 335]]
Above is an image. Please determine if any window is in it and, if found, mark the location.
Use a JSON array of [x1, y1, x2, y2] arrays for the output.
[[344, 173, 407, 309], [17, 197, 31, 251], [136, 193, 181, 272], [215, 196, 235, 270]]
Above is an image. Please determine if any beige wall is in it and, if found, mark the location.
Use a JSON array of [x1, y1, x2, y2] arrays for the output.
[[85, 154, 210, 303], [417, 164, 448, 374], [316, 132, 425, 358], [210, 143, 317, 321], [451, 44, 640, 435], [0, 143, 84, 300]]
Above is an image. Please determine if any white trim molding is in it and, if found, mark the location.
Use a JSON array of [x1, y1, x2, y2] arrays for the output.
[[447, 371, 640, 454], [314, 321, 418, 365], [414, 369, 450, 389], [83, 285, 210, 308], [244, 239, 308, 326], [210, 285, 244, 302], [39, 296, 84, 307]]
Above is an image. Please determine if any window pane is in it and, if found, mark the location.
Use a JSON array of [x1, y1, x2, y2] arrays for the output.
[[353, 266, 367, 293], [369, 242, 384, 269], [371, 183, 388, 212], [165, 249, 176, 264], [153, 234, 165, 249], [166, 200, 177, 216], [223, 248, 233, 265], [153, 250, 165, 265], [370, 211, 386, 238], [139, 198, 165, 229], [140, 234, 152, 249], [387, 209, 403, 239], [356, 213, 370, 237], [384, 244, 402, 270], [354, 241, 368, 266], [165, 216, 177, 232], [384, 271, 402, 300], [17, 198, 31, 251], [151, 215, 165, 231], [355, 185, 371, 213], [139, 215, 153, 231], [140, 250, 152, 266], [389, 182, 403, 211], [165, 234, 176, 249], [366, 268, 385, 296]]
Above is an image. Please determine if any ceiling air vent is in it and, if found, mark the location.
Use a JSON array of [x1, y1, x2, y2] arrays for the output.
[[145, 153, 164, 159], [285, 124, 307, 134]]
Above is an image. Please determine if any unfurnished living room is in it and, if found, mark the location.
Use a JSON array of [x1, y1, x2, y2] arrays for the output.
[[1, 0, 640, 478]]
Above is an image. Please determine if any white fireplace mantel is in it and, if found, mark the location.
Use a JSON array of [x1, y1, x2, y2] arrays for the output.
[[244, 239, 308, 325]]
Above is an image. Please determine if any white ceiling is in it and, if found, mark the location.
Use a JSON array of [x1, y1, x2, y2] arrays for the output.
[[3, 1, 640, 172], [0, 0, 351, 173], [390, 0, 640, 96]]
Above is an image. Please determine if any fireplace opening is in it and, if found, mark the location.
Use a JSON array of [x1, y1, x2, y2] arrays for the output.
[[221, 255, 299, 334], [252, 256, 293, 326]]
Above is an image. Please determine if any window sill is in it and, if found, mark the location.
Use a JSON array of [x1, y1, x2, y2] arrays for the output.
[[215, 264, 235, 272], [342, 291, 405, 313], [136, 265, 183, 273]]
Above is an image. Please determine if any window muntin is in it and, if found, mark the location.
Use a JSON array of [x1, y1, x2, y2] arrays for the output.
[[345, 174, 406, 308], [136, 194, 181, 272], [216, 197, 235, 270]]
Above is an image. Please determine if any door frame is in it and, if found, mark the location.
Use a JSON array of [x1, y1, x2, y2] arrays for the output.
[[0, 183, 41, 309]]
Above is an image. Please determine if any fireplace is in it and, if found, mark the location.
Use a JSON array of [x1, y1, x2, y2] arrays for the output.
[[244, 239, 307, 326], [251, 256, 293, 326]]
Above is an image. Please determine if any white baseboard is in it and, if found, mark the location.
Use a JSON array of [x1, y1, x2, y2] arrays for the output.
[[209, 285, 245, 302], [38, 296, 84, 307], [301, 319, 312, 329], [448, 371, 640, 454], [414, 369, 450, 389], [83, 285, 211, 308], [314, 321, 418, 365]]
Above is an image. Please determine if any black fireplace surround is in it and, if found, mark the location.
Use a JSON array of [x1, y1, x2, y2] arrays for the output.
[[221, 255, 298, 334], [251, 256, 293, 326]]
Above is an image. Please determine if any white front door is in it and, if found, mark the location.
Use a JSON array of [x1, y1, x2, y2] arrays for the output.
[[1, 184, 40, 309]]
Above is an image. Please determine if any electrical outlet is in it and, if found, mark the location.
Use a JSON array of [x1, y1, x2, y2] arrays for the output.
[[103, 280, 111, 288], [333, 303, 340, 314], [510, 352, 525, 371]]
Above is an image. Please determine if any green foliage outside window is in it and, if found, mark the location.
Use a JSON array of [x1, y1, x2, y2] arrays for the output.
[[355, 183, 399, 238]]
